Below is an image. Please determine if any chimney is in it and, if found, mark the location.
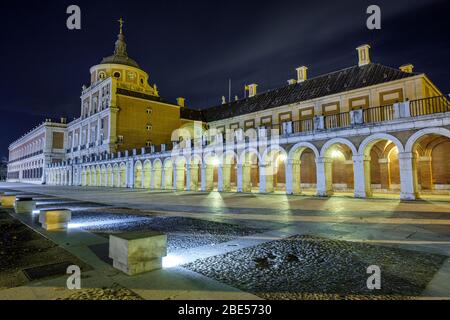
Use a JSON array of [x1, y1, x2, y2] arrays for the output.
[[356, 44, 371, 66], [288, 79, 297, 85], [296, 66, 308, 83], [246, 84, 258, 97], [399, 64, 414, 73], [176, 97, 185, 107]]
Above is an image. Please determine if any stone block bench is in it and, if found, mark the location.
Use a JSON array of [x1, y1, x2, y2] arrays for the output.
[[109, 231, 167, 276], [1, 192, 18, 208], [39, 209, 72, 230], [14, 196, 36, 214]]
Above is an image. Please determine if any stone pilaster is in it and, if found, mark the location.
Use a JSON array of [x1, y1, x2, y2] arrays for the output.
[[398, 152, 419, 200], [353, 154, 372, 198], [316, 157, 333, 196]]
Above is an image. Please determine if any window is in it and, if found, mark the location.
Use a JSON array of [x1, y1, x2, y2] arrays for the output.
[[278, 111, 292, 124], [127, 72, 136, 81], [260, 116, 272, 127], [140, 78, 144, 85], [244, 119, 255, 130], [117, 135, 124, 143], [98, 72, 106, 80], [146, 124, 152, 131], [146, 108, 152, 114], [146, 140, 152, 147], [229, 122, 240, 130], [113, 72, 121, 79]]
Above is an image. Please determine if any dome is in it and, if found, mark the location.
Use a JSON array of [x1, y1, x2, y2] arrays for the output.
[[100, 18, 140, 69]]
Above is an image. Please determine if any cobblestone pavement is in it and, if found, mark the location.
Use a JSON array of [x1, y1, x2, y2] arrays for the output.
[[1, 183, 449, 300], [0, 209, 91, 290], [184, 235, 447, 300], [60, 283, 143, 300], [70, 209, 267, 252]]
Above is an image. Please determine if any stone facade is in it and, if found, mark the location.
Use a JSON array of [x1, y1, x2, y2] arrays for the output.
[[7, 21, 450, 201]]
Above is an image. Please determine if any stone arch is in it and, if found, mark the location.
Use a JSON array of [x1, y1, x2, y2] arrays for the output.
[[318, 138, 357, 196], [287, 142, 320, 194], [113, 164, 120, 187], [203, 153, 220, 191], [320, 138, 357, 157], [221, 150, 238, 192], [187, 154, 202, 191], [174, 156, 187, 191], [153, 159, 163, 189], [239, 148, 261, 192], [405, 127, 450, 153], [95, 165, 101, 187], [358, 133, 405, 155], [134, 160, 143, 188], [55, 170, 61, 185], [356, 133, 405, 197], [101, 165, 107, 187], [143, 160, 152, 188], [86, 167, 91, 186], [81, 168, 87, 186], [107, 164, 113, 187], [405, 127, 450, 198], [119, 162, 127, 188], [163, 158, 173, 190], [261, 145, 288, 193]]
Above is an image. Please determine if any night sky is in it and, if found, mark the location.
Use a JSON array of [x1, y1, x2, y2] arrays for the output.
[[1, 0, 449, 159]]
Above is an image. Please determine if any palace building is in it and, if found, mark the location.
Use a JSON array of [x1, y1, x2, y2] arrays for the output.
[[7, 20, 450, 200]]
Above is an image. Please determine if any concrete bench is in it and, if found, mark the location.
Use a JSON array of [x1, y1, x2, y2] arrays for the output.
[[1, 193, 18, 208], [39, 209, 71, 230], [14, 196, 37, 214], [109, 231, 167, 276]]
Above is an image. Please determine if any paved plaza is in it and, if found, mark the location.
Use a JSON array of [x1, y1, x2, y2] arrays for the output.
[[0, 182, 449, 300]]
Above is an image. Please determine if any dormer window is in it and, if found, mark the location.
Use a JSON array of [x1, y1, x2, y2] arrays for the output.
[[113, 72, 121, 79], [140, 78, 144, 86]]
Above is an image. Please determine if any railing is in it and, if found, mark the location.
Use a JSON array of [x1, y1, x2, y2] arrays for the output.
[[293, 118, 314, 134], [410, 96, 450, 117], [60, 96, 449, 165], [363, 104, 395, 124], [324, 112, 350, 129], [8, 150, 43, 164]]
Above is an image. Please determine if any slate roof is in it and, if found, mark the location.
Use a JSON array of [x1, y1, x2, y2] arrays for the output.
[[181, 63, 420, 122]]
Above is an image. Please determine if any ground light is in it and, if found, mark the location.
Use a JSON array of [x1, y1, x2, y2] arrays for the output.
[[162, 255, 185, 268], [68, 217, 148, 229]]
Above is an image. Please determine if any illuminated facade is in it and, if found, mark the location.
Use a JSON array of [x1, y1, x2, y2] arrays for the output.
[[8, 22, 450, 200]]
